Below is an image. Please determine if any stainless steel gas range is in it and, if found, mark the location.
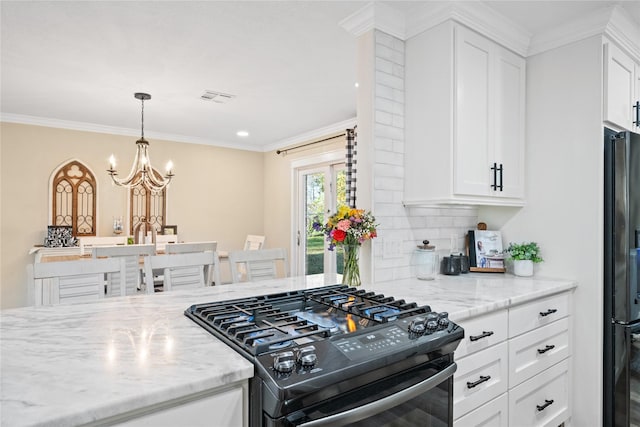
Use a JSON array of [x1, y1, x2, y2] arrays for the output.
[[185, 284, 464, 426]]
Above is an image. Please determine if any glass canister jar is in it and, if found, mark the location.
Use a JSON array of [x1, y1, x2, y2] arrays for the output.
[[415, 240, 437, 280]]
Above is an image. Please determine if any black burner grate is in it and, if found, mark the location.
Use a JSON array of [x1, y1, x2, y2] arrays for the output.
[[185, 285, 434, 356]]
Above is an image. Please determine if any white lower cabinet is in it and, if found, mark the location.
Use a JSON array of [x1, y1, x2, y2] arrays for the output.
[[114, 382, 247, 427], [509, 358, 571, 427], [454, 394, 509, 427], [453, 290, 572, 427], [454, 342, 508, 419]]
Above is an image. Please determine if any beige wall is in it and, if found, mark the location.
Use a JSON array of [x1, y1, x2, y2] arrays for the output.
[[263, 133, 346, 272], [0, 122, 264, 308]]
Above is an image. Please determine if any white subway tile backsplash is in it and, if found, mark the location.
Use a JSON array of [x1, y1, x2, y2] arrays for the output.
[[374, 137, 394, 151], [392, 140, 404, 154], [375, 57, 394, 74], [374, 163, 404, 179], [374, 176, 403, 192], [375, 97, 394, 114], [393, 64, 404, 78], [376, 84, 394, 100], [376, 110, 393, 125], [376, 44, 404, 65], [374, 189, 394, 203], [374, 150, 403, 166], [374, 203, 406, 217], [392, 115, 404, 128], [374, 123, 404, 140], [375, 31, 395, 48], [375, 71, 404, 90]]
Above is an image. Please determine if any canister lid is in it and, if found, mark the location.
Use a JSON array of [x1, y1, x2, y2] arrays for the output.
[[417, 240, 435, 250]]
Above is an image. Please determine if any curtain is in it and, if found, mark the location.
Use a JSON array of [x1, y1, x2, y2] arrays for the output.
[[345, 127, 357, 208]]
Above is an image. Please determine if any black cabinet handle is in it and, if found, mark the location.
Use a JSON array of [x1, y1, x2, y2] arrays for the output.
[[539, 309, 558, 317], [634, 101, 639, 127], [491, 163, 498, 191], [497, 163, 503, 191], [537, 344, 555, 354], [467, 375, 491, 389], [469, 331, 494, 342], [536, 399, 554, 411]]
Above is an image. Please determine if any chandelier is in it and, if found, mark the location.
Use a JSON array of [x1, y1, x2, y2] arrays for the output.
[[107, 93, 174, 191]]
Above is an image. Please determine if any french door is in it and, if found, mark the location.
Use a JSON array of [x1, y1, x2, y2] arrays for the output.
[[295, 162, 346, 277]]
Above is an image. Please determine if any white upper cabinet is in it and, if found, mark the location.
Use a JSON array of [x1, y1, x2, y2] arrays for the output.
[[603, 41, 639, 131], [405, 22, 525, 207]]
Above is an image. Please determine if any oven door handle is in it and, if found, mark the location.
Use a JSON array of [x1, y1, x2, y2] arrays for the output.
[[298, 362, 457, 427]]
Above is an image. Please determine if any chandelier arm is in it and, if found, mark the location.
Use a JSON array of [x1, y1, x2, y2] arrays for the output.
[[111, 141, 146, 186]]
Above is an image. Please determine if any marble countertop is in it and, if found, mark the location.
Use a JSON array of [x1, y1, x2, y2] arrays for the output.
[[0, 273, 576, 426]]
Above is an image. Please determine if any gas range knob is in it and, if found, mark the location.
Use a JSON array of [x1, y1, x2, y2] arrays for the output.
[[297, 346, 317, 367], [408, 317, 426, 334], [273, 351, 296, 373], [426, 320, 439, 333], [438, 312, 450, 329]]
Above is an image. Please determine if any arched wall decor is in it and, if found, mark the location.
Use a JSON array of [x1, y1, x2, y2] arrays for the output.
[[50, 160, 97, 236], [129, 169, 167, 235]]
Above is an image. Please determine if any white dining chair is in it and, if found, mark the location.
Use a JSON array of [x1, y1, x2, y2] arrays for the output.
[[165, 242, 218, 285], [142, 251, 217, 292], [155, 234, 179, 252], [228, 248, 289, 283], [243, 235, 265, 250], [92, 244, 156, 295], [28, 258, 126, 305], [78, 236, 128, 256]]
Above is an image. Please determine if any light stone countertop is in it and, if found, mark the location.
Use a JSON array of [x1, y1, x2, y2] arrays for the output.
[[0, 273, 576, 426]]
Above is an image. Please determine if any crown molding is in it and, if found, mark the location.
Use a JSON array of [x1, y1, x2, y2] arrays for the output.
[[342, 1, 530, 56], [604, 5, 640, 62], [527, 5, 639, 59], [405, 2, 531, 56], [0, 113, 263, 152], [263, 117, 357, 153], [528, 5, 614, 57], [339, 2, 406, 40]]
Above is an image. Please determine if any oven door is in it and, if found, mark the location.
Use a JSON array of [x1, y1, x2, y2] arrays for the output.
[[269, 354, 456, 427]]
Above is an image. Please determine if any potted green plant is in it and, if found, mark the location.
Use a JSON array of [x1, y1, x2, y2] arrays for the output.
[[506, 241, 543, 277]]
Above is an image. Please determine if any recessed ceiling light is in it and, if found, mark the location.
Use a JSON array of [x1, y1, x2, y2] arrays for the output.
[[354, 82, 359, 88], [237, 131, 249, 137]]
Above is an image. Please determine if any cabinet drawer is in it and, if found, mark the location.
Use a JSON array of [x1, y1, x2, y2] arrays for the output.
[[509, 317, 570, 387], [454, 342, 508, 419], [509, 358, 571, 427], [455, 310, 508, 359], [509, 292, 570, 337], [454, 393, 508, 427]]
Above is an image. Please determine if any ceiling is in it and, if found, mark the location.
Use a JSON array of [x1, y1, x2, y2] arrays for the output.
[[1, 1, 638, 152]]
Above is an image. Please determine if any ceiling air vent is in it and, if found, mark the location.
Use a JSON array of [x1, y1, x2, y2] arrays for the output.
[[200, 90, 236, 103]]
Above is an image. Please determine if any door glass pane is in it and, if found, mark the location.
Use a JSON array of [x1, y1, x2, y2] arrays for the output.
[[305, 172, 325, 275]]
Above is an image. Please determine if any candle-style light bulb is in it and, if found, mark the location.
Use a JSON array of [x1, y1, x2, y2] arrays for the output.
[[109, 155, 116, 169], [166, 161, 173, 174]]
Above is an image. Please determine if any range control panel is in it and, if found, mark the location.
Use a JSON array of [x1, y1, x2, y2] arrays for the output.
[[333, 326, 407, 360], [332, 312, 451, 361]]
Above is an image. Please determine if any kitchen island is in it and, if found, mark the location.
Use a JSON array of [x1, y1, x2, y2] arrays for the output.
[[0, 273, 576, 426]]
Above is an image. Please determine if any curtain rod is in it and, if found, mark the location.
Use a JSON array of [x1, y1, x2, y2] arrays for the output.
[[276, 133, 346, 155]]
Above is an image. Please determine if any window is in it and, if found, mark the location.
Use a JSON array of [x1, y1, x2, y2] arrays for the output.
[[129, 169, 166, 234], [51, 160, 96, 236]]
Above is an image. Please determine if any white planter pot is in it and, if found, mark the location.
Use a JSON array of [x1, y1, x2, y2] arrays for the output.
[[513, 260, 534, 277]]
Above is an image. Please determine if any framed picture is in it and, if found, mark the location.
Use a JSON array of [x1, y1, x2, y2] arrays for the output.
[[468, 230, 505, 271], [161, 225, 178, 236]]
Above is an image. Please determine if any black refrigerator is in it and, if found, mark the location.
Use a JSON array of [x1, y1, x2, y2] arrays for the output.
[[604, 127, 640, 427]]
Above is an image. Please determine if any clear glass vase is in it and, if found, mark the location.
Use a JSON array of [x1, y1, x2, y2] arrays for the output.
[[342, 244, 361, 287]]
